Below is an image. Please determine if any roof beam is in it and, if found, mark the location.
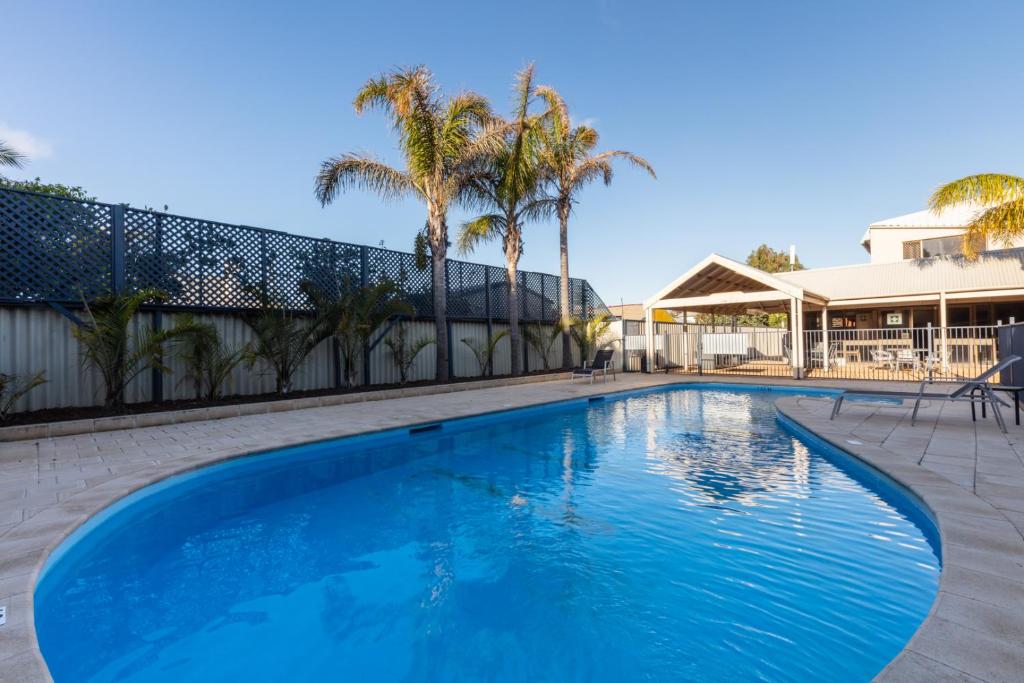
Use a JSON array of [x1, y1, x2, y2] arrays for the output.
[[651, 290, 793, 309]]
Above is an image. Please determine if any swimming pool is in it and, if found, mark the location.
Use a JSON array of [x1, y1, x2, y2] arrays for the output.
[[35, 386, 941, 682]]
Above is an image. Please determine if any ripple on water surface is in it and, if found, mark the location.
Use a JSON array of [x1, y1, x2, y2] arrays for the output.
[[35, 388, 940, 682]]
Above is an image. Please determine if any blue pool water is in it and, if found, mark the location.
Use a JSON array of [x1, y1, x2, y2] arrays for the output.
[[36, 386, 941, 682]]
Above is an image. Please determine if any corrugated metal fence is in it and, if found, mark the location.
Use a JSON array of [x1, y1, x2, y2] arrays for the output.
[[0, 308, 578, 412]]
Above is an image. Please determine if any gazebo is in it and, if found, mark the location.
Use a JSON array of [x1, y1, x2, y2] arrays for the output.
[[642, 254, 829, 377]]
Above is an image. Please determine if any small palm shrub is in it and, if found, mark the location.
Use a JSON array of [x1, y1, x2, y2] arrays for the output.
[[177, 317, 249, 401], [461, 329, 509, 376], [73, 288, 199, 410], [0, 371, 47, 422], [384, 323, 434, 384], [569, 313, 613, 364], [306, 280, 412, 387], [522, 323, 561, 371], [244, 305, 331, 395]]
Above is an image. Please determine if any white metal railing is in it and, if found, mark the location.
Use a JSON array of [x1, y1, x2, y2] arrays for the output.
[[622, 321, 1020, 382], [803, 325, 1002, 381]]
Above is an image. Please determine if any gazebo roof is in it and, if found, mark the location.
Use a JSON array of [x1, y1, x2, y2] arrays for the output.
[[644, 254, 826, 314]]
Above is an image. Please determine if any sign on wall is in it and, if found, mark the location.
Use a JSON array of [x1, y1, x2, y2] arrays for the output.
[[886, 312, 903, 326]]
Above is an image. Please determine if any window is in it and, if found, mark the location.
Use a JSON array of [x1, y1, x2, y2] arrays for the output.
[[903, 234, 986, 260], [921, 236, 965, 257]]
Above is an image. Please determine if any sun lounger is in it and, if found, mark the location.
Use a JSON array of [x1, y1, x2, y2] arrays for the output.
[[572, 349, 616, 384], [830, 355, 1021, 433]]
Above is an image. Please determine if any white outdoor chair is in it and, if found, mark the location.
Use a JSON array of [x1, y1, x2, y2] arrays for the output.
[[895, 349, 919, 372], [870, 349, 895, 371]]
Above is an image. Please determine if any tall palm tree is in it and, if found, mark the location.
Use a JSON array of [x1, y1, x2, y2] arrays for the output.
[[534, 86, 656, 367], [458, 65, 553, 375], [316, 66, 499, 382], [929, 174, 1024, 258], [0, 140, 25, 168]]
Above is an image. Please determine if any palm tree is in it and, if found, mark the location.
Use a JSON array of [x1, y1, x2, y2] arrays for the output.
[[534, 86, 656, 367], [458, 65, 554, 375], [929, 174, 1024, 258], [316, 65, 500, 382], [0, 140, 25, 168]]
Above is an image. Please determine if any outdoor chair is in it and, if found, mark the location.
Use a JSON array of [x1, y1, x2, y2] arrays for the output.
[[894, 349, 919, 372], [870, 349, 895, 371], [572, 349, 616, 384], [830, 355, 1022, 433], [809, 342, 839, 368]]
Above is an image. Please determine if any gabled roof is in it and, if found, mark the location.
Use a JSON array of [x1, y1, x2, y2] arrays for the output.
[[644, 253, 820, 309]]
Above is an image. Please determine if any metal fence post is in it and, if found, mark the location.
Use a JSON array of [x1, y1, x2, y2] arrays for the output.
[[484, 268, 493, 374], [151, 310, 163, 402], [111, 204, 126, 294], [360, 245, 370, 386]]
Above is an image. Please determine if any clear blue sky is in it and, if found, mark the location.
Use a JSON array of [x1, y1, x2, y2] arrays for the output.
[[4, 1, 1023, 304]]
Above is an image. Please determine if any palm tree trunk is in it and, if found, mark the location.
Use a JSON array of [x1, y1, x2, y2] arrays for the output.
[[429, 207, 450, 383], [558, 199, 572, 369], [506, 240, 522, 376]]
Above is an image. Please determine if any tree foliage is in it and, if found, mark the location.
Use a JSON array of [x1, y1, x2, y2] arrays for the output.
[[746, 244, 803, 273], [533, 84, 655, 367], [305, 280, 412, 387], [462, 329, 509, 376], [0, 371, 47, 422], [72, 289, 200, 409], [176, 318, 249, 401], [316, 65, 504, 382], [929, 173, 1024, 258], [384, 322, 434, 384]]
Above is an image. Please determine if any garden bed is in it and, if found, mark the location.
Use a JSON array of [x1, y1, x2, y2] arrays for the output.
[[0, 370, 572, 441]]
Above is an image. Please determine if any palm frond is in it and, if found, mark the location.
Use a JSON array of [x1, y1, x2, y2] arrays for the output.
[[964, 196, 1024, 257], [534, 85, 570, 142], [316, 154, 417, 206], [457, 214, 505, 254], [929, 174, 1024, 211], [590, 150, 656, 179], [0, 140, 25, 168]]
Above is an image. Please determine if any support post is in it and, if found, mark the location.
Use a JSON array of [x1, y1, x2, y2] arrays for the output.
[[821, 306, 830, 372], [644, 307, 655, 373], [682, 310, 690, 371], [939, 291, 948, 373], [790, 297, 805, 378]]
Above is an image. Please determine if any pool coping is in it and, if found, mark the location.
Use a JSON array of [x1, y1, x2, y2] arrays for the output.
[[1, 375, 1021, 681], [776, 396, 1024, 682]]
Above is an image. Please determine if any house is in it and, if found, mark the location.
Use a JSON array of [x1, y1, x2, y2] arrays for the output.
[[641, 205, 1024, 379]]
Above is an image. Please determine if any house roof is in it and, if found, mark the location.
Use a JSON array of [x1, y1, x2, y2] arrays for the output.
[[775, 248, 1024, 301], [868, 204, 986, 229]]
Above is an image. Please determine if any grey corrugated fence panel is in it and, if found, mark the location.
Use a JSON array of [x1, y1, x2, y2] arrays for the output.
[[368, 320, 437, 386], [0, 306, 153, 411], [2, 307, 529, 411], [0, 187, 609, 320]]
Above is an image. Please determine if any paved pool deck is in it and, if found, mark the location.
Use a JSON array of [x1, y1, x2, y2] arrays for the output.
[[1, 373, 1022, 682]]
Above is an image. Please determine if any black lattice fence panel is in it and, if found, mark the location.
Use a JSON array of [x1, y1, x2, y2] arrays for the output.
[[445, 259, 489, 319], [1, 187, 609, 320], [367, 247, 432, 316], [0, 189, 113, 302]]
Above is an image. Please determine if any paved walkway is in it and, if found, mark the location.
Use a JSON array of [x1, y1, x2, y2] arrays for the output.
[[1, 374, 1022, 681]]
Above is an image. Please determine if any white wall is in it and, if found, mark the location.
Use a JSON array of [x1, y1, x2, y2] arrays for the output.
[[867, 227, 1024, 264]]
